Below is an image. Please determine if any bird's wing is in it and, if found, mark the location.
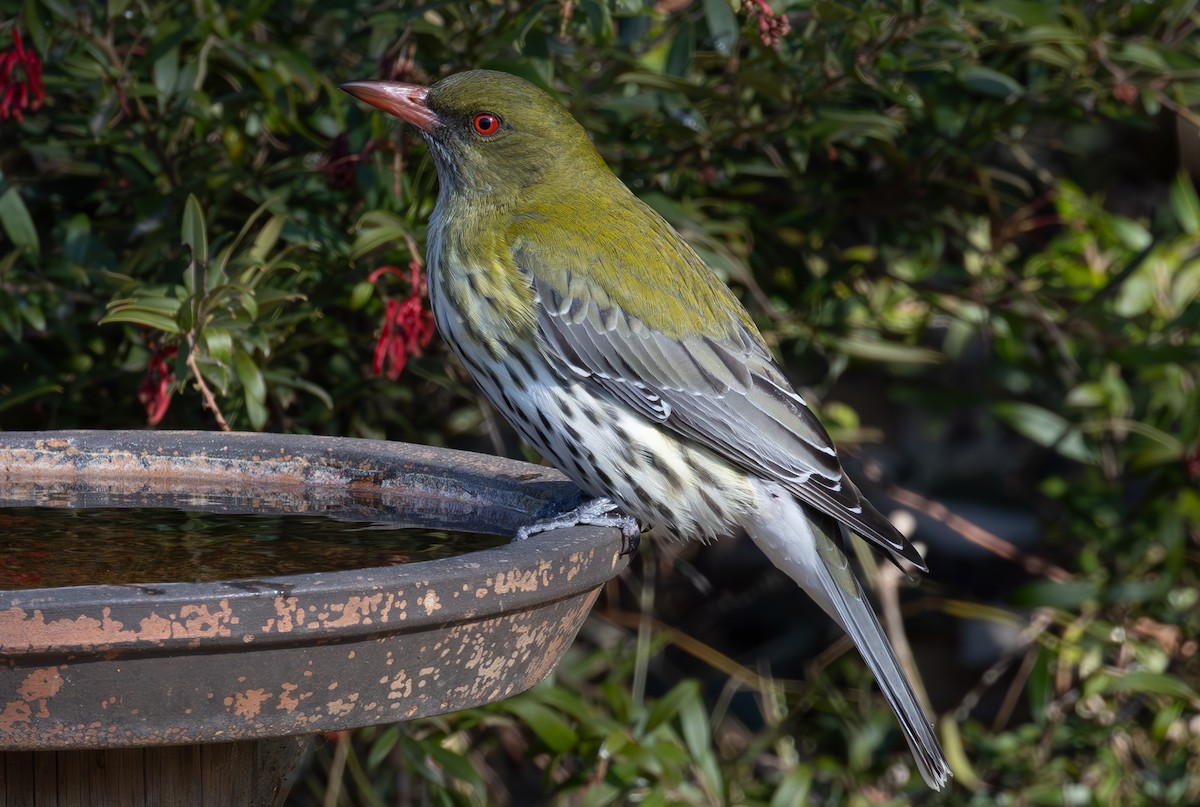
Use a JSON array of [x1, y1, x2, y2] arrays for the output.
[[516, 240, 926, 571]]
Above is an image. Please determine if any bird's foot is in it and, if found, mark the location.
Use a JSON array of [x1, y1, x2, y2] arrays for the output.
[[516, 495, 642, 556]]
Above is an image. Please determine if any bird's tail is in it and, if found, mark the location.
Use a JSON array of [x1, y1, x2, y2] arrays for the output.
[[745, 481, 952, 791]]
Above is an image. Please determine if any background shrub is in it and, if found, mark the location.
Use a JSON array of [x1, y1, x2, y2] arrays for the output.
[[2, 1, 1199, 804]]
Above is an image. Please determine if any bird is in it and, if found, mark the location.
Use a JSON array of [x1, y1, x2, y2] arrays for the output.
[[341, 69, 952, 790]]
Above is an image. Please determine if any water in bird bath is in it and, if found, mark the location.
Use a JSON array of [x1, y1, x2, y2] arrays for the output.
[[0, 499, 507, 591]]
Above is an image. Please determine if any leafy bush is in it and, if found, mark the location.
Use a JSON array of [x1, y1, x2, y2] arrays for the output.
[[3, 1, 1199, 804]]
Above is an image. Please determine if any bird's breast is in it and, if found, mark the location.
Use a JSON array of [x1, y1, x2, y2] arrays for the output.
[[427, 214, 539, 362]]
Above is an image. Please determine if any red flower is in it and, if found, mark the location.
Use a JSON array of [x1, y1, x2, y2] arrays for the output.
[[369, 257, 435, 380], [0, 28, 45, 123], [741, 0, 790, 47], [138, 344, 178, 425]]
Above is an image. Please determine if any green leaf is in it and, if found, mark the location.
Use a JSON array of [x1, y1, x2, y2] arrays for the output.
[[22, 0, 49, 53], [248, 213, 286, 261], [939, 713, 980, 788], [682, 698, 713, 749], [203, 328, 234, 365], [0, 183, 39, 258], [527, 682, 597, 725], [702, 0, 739, 56], [958, 66, 1026, 99], [1010, 579, 1099, 610], [1087, 671, 1200, 704], [838, 336, 943, 365], [979, 1, 1060, 27], [992, 401, 1099, 464], [234, 352, 266, 404], [502, 698, 578, 754], [350, 210, 411, 261], [422, 742, 487, 791], [812, 109, 905, 144], [577, 782, 622, 807], [205, 250, 228, 293], [580, 0, 613, 41], [1115, 43, 1169, 72], [143, 19, 187, 65], [665, 23, 695, 77], [771, 766, 813, 807], [108, 296, 182, 314], [99, 309, 183, 333], [237, 290, 259, 321], [15, 298, 45, 332], [244, 394, 268, 431], [154, 46, 180, 105], [0, 381, 64, 413], [264, 372, 334, 410], [643, 680, 699, 736], [181, 194, 209, 267], [63, 213, 92, 265], [1110, 217, 1152, 251], [1065, 382, 1106, 408], [1169, 172, 1200, 235], [349, 281, 375, 310], [366, 726, 400, 770]]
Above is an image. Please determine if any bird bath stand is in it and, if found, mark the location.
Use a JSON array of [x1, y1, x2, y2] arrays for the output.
[[0, 431, 627, 806]]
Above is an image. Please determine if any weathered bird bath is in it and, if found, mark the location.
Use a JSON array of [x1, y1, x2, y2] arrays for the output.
[[0, 431, 626, 805]]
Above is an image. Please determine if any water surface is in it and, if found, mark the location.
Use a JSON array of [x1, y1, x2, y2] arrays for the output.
[[0, 506, 508, 590]]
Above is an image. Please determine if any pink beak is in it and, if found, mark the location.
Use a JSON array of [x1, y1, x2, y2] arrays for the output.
[[340, 80, 440, 131]]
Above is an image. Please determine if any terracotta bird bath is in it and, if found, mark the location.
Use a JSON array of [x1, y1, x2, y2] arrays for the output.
[[0, 431, 626, 806]]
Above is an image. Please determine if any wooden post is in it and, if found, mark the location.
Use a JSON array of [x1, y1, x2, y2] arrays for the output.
[[0, 738, 311, 807]]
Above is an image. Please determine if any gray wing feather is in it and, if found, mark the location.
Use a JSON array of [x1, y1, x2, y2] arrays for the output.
[[533, 277, 926, 570]]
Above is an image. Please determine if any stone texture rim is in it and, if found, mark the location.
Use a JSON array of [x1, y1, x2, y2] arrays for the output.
[[0, 431, 628, 749]]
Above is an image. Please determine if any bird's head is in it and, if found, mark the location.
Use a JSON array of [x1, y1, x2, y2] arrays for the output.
[[341, 70, 609, 202]]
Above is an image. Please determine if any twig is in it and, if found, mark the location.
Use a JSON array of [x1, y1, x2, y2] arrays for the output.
[[631, 549, 656, 709], [322, 731, 349, 807], [186, 334, 230, 431], [953, 608, 1055, 722], [878, 552, 935, 715], [81, 25, 182, 189], [886, 484, 1074, 583], [993, 644, 1038, 731], [598, 608, 809, 695]]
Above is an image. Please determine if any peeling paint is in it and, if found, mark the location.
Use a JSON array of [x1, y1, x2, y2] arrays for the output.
[[323, 594, 385, 629], [230, 689, 272, 720], [387, 671, 413, 700], [420, 590, 441, 616], [0, 430, 629, 751], [266, 596, 303, 633], [17, 667, 63, 701], [326, 695, 357, 717], [277, 683, 302, 713], [0, 698, 32, 731]]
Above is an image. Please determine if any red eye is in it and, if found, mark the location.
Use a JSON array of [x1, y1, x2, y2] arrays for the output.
[[471, 112, 501, 137]]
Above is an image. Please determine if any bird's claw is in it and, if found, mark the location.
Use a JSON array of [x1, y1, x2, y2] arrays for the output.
[[515, 495, 642, 556]]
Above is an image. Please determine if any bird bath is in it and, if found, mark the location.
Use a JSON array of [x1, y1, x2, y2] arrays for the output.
[[0, 431, 627, 805]]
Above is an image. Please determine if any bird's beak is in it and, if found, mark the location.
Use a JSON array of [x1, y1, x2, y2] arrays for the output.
[[340, 80, 440, 132]]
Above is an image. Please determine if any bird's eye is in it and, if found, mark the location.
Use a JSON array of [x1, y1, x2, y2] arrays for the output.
[[471, 112, 501, 137]]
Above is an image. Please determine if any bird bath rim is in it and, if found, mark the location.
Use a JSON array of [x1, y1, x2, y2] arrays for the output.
[[0, 430, 627, 750]]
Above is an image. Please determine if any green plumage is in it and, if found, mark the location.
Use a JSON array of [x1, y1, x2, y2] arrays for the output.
[[424, 71, 758, 343]]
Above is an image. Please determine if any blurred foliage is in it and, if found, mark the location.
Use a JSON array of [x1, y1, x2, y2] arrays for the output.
[[3, 0, 1200, 804]]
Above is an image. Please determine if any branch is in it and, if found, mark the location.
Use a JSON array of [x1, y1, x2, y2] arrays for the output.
[[186, 335, 230, 431], [886, 484, 1073, 583]]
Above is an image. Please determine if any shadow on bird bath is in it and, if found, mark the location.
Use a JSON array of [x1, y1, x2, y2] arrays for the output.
[[0, 431, 628, 806]]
